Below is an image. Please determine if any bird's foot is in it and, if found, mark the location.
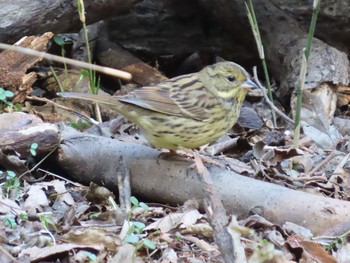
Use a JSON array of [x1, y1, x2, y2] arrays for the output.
[[157, 149, 192, 164], [157, 149, 224, 175]]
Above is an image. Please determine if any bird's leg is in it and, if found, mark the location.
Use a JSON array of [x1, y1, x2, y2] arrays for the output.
[[177, 148, 225, 176], [157, 148, 224, 175], [179, 148, 224, 167], [157, 149, 191, 164], [157, 149, 191, 160]]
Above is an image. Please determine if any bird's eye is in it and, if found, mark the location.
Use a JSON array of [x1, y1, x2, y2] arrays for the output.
[[227, 75, 236, 82]]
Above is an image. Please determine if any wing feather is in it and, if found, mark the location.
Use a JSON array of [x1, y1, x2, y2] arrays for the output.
[[118, 74, 214, 121]]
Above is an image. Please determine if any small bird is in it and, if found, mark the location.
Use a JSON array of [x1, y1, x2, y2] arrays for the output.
[[58, 61, 257, 151]]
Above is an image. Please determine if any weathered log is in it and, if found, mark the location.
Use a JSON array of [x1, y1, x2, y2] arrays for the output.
[[0, 32, 53, 103], [1, 113, 349, 235], [0, 0, 142, 44], [271, 0, 350, 55], [0, 113, 59, 158], [107, 0, 256, 70], [56, 128, 350, 235], [96, 38, 168, 86]]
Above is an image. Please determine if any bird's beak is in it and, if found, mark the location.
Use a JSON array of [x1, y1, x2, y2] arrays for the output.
[[241, 79, 258, 90]]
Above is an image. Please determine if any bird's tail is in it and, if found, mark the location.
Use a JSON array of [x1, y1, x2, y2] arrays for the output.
[[57, 92, 123, 109]]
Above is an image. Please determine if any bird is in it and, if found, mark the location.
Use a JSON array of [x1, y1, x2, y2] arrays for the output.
[[58, 61, 257, 152]]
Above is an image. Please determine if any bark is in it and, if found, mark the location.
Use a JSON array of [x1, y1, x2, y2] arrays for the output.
[[107, 0, 255, 72], [0, 113, 59, 158], [96, 38, 168, 86], [0, 0, 142, 44], [271, 0, 350, 55], [0, 32, 53, 103]]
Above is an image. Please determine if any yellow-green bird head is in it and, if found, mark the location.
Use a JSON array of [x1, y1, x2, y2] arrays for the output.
[[199, 61, 257, 103]]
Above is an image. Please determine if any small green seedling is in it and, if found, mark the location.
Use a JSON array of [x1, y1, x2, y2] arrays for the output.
[[3, 171, 20, 197], [0, 87, 14, 111], [67, 119, 90, 130], [0, 87, 14, 104], [124, 196, 156, 253], [30, 143, 38, 156], [4, 216, 17, 229]]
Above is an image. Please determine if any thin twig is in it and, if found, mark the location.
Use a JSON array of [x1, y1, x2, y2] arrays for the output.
[[18, 147, 57, 179], [26, 96, 99, 125], [252, 67, 294, 125], [37, 168, 83, 187], [308, 151, 344, 176]]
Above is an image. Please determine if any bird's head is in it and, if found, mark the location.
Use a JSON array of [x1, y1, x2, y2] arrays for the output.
[[200, 61, 258, 103]]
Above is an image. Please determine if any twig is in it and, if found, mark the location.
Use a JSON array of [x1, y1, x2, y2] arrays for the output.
[[37, 168, 83, 187], [26, 96, 99, 125], [18, 147, 57, 179], [198, 167, 236, 263], [205, 138, 239, 156], [116, 155, 131, 214], [308, 151, 344, 176], [252, 67, 294, 125]]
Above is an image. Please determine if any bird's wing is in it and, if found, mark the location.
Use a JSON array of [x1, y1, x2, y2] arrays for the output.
[[118, 75, 214, 121]]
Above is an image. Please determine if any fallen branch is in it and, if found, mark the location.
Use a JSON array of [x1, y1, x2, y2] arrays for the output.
[[56, 127, 350, 235]]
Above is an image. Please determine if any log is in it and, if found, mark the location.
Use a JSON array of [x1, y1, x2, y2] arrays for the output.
[[0, 0, 142, 44], [96, 38, 168, 86], [0, 32, 53, 103], [107, 0, 255, 70], [271, 0, 350, 56], [56, 129, 350, 235], [1, 114, 348, 235], [0, 113, 59, 158]]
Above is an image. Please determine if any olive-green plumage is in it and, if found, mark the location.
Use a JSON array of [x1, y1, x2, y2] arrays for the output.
[[59, 61, 257, 149]]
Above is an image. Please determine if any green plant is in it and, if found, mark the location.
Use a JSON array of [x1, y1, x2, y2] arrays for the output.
[[2, 171, 20, 198], [129, 196, 149, 217], [53, 35, 72, 74], [76, 0, 102, 122], [19, 213, 29, 221], [319, 229, 350, 251], [52, 35, 75, 92], [4, 216, 17, 229], [246, 0, 276, 127], [30, 143, 38, 156], [0, 87, 14, 104], [87, 211, 102, 219], [67, 119, 91, 130], [0, 87, 14, 112], [124, 196, 156, 253], [39, 212, 57, 245], [293, 0, 320, 149], [0, 87, 22, 112]]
